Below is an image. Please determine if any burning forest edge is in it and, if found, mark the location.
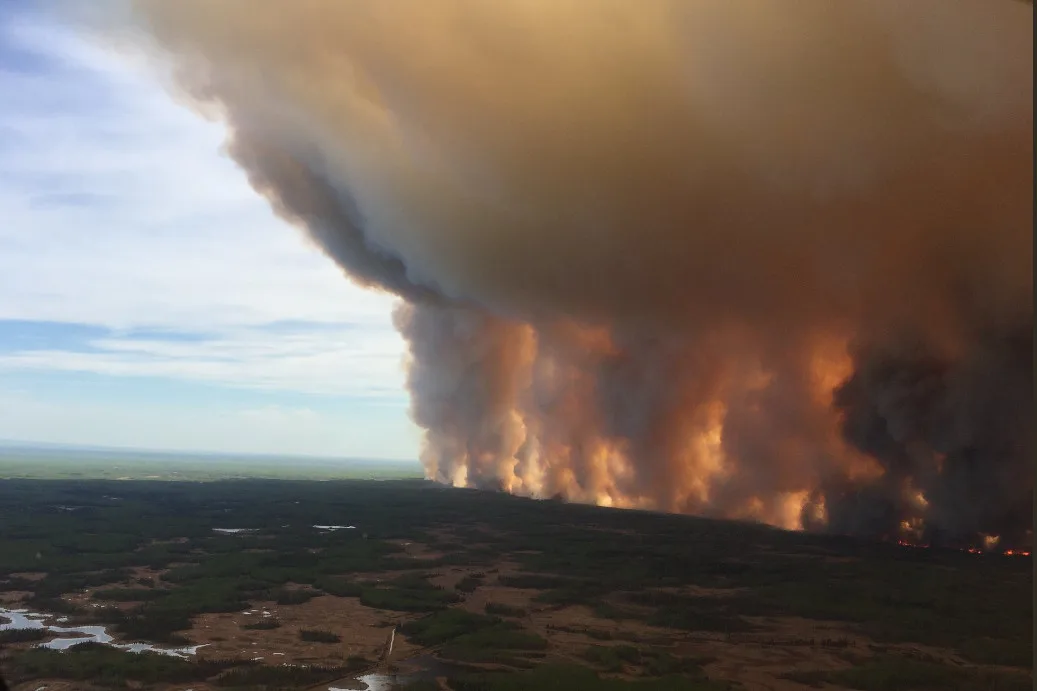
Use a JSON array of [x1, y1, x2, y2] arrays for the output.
[[893, 540, 1030, 558]]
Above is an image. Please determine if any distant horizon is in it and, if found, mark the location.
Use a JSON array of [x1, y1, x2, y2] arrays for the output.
[[0, 437, 419, 465]]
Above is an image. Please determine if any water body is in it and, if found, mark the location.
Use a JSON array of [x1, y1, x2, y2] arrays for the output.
[[329, 676, 409, 691], [328, 657, 468, 691], [214, 525, 359, 534], [0, 607, 207, 658]]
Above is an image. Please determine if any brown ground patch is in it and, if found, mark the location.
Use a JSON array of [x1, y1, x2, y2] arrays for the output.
[[389, 539, 445, 562], [279, 581, 316, 592], [11, 680, 216, 691], [734, 616, 964, 665], [456, 580, 539, 617], [12, 680, 88, 691], [187, 595, 421, 667], [0, 590, 32, 604], [735, 616, 869, 648], [8, 572, 47, 582], [127, 566, 169, 582], [63, 590, 140, 613], [676, 584, 744, 598], [698, 639, 852, 691], [510, 605, 867, 691], [529, 603, 671, 644], [428, 566, 483, 591]]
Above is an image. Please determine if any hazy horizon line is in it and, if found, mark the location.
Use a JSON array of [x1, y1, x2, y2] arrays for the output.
[[0, 437, 419, 464]]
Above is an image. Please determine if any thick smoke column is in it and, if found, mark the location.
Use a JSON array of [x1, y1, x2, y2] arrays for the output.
[[119, 0, 1032, 548]]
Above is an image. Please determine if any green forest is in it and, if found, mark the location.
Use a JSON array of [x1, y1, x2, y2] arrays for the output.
[[0, 478, 1031, 690]]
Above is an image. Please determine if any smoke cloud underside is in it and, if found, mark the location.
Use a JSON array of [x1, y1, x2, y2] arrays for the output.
[[123, 0, 1033, 548]]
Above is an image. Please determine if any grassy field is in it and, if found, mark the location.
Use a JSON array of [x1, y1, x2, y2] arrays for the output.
[[0, 476, 1031, 690]]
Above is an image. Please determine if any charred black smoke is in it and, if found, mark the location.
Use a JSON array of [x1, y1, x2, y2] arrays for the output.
[[826, 326, 1033, 548]]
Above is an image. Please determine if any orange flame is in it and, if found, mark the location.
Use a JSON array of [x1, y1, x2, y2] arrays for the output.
[[894, 538, 1030, 557]]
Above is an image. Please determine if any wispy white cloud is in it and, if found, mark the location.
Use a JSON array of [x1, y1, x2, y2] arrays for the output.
[[0, 9, 417, 454], [0, 325, 408, 398], [0, 14, 397, 332]]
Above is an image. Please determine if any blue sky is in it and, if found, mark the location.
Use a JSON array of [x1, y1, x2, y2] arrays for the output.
[[0, 5, 421, 459]]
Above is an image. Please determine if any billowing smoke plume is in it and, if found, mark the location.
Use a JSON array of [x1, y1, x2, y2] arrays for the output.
[[117, 0, 1033, 548]]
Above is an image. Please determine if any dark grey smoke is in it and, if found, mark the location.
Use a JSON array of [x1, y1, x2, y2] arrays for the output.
[[827, 325, 1033, 548]]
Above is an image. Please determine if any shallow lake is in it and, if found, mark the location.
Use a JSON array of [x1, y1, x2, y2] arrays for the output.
[[0, 607, 207, 658]]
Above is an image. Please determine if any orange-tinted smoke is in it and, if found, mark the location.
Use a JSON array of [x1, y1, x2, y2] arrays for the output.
[[109, 0, 1032, 546]]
